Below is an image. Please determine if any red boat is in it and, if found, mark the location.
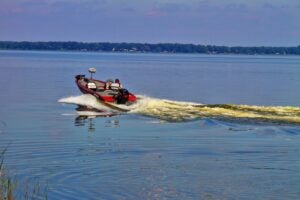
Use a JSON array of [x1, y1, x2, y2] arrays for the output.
[[75, 68, 137, 105]]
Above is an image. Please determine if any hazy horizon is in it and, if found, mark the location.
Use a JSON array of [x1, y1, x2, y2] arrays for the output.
[[1, 40, 299, 48]]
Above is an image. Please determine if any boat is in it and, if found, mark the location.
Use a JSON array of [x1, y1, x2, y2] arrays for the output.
[[75, 68, 137, 106]]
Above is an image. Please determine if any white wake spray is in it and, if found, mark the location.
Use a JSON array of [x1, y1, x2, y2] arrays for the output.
[[128, 95, 204, 121], [58, 94, 300, 124], [58, 94, 110, 111]]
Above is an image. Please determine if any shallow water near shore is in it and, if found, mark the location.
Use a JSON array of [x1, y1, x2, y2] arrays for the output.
[[1, 50, 300, 199]]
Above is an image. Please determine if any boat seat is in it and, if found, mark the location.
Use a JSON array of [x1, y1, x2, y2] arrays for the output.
[[87, 82, 97, 89]]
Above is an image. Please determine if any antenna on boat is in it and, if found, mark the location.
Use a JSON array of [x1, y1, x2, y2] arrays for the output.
[[88, 68, 96, 79]]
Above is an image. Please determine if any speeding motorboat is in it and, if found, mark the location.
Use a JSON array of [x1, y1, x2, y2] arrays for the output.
[[75, 68, 137, 106]]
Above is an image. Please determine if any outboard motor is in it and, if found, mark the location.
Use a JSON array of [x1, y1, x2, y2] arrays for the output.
[[116, 89, 130, 104]]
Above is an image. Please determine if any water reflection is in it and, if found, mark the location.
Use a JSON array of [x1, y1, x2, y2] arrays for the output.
[[75, 116, 96, 132], [74, 106, 120, 131], [105, 119, 120, 128]]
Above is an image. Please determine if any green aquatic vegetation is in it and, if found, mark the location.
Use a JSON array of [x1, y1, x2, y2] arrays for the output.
[[0, 147, 14, 200], [23, 179, 48, 200], [0, 148, 47, 200]]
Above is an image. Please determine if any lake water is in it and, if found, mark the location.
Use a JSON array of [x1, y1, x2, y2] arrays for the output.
[[1, 50, 300, 199]]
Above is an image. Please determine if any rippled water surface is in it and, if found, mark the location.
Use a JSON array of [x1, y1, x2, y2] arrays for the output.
[[1, 50, 300, 199]]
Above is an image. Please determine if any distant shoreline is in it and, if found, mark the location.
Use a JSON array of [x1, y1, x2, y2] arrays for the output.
[[0, 41, 299, 55]]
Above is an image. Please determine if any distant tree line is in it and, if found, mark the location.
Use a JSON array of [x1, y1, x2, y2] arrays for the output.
[[0, 41, 300, 55]]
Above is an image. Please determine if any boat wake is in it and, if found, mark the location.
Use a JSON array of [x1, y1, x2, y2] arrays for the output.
[[58, 95, 116, 116], [59, 94, 110, 111], [58, 94, 300, 124]]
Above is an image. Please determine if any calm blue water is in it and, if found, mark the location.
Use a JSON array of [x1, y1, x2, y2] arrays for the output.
[[1, 50, 300, 199]]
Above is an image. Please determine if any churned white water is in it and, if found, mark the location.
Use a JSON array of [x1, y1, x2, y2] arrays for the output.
[[59, 94, 300, 124]]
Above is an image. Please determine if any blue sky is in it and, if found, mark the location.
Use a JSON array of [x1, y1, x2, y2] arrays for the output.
[[0, 0, 299, 46]]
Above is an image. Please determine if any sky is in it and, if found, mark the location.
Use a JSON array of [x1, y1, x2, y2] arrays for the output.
[[0, 0, 299, 46]]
